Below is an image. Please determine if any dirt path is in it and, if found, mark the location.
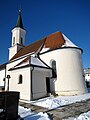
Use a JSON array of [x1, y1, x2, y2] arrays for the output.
[[19, 99, 90, 120]]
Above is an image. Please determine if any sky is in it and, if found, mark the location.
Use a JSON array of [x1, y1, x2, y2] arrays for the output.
[[0, 0, 90, 68]]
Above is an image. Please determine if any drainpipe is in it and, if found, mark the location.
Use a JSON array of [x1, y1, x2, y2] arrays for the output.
[[30, 66, 34, 100]]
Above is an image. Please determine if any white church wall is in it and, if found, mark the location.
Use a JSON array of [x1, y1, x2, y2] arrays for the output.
[[9, 26, 26, 60], [0, 69, 5, 87], [32, 68, 50, 100], [5, 57, 30, 99], [9, 45, 24, 60], [6, 54, 52, 100], [6, 57, 28, 90], [9, 67, 31, 101], [12, 28, 26, 46], [40, 50, 58, 93], [9, 46, 18, 60], [40, 48, 87, 95]]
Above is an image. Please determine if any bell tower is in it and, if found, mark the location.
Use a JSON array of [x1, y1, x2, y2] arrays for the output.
[[9, 10, 26, 60]]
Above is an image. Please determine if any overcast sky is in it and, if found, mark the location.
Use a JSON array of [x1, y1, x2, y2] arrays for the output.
[[0, 0, 90, 68]]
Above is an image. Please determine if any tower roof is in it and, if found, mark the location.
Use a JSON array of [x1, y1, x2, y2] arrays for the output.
[[16, 10, 24, 29]]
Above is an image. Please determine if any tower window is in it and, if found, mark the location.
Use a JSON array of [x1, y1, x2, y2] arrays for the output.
[[13, 37, 15, 45], [21, 37, 23, 45], [18, 74, 23, 84], [51, 60, 57, 78]]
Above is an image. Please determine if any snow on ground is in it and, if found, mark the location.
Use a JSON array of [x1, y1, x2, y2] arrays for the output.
[[18, 106, 90, 120], [18, 92, 90, 120], [30, 93, 90, 109], [75, 111, 90, 120], [66, 111, 90, 120], [18, 106, 50, 120], [18, 106, 32, 118]]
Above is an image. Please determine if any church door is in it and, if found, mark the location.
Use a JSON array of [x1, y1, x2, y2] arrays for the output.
[[46, 77, 50, 93]]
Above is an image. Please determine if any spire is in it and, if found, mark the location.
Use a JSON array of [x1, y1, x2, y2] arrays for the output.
[[16, 10, 24, 29]]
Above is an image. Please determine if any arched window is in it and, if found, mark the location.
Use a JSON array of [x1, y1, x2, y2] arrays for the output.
[[18, 74, 23, 84], [51, 60, 57, 78]]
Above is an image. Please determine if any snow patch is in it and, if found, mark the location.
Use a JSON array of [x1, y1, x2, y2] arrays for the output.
[[76, 111, 90, 120], [18, 106, 50, 120], [31, 93, 90, 109], [62, 34, 77, 47], [40, 48, 50, 53], [18, 106, 31, 118], [31, 56, 49, 68]]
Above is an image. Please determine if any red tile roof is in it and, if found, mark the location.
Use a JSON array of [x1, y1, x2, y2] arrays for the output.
[[10, 31, 65, 61], [45, 31, 65, 49], [10, 38, 45, 61], [15, 57, 30, 67]]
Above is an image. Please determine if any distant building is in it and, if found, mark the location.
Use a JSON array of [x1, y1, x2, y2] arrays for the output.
[[84, 68, 90, 82], [0, 10, 87, 101]]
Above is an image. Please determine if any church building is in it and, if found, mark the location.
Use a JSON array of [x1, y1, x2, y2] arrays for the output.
[[0, 11, 87, 101]]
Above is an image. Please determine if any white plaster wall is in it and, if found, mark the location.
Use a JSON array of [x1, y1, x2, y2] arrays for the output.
[[9, 27, 26, 60], [6, 57, 29, 91], [40, 48, 87, 95], [0, 69, 5, 86], [32, 68, 50, 100], [9, 45, 24, 60], [12, 28, 26, 46], [6, 58, 51, 100], [9, 45, 18, 60], [9, 67, 31, 101]]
